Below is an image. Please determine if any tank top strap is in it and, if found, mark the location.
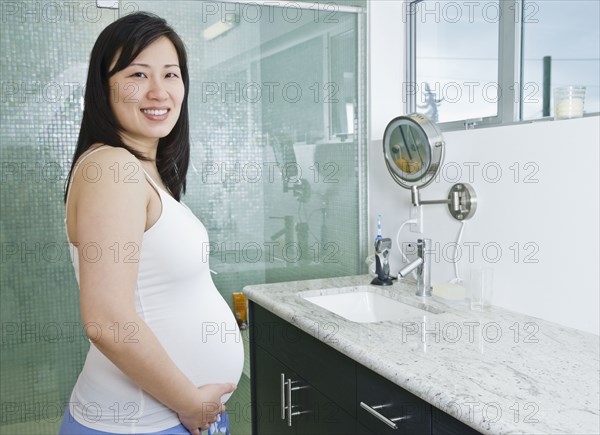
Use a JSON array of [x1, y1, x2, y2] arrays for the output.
[[137, 165, 164, 197], [138, 168, 192, 212], [135, 162, 195, 212], [136, 164, 185, 209]]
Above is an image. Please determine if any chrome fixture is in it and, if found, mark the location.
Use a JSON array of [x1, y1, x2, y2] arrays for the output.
[[398, 238, 432, 297], [411, 183, 477, 221], [360, 402, 411, 429], [382, 113, 478, 221], [383, 114, 444, 190], [371, 238, 393, 286], [280, 373, 307, 427]]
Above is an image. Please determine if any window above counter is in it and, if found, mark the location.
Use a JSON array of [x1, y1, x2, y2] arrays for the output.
[[405, 0, 600, 131]]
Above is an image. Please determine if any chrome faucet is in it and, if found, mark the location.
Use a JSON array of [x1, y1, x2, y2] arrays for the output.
[[398, 238, 432, 297]]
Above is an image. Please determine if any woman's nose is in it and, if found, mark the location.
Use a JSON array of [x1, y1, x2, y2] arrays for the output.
[[147, 79, 168, 101]]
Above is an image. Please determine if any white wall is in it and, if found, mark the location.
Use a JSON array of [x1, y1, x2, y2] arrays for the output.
[[367, 1, 600, 334]]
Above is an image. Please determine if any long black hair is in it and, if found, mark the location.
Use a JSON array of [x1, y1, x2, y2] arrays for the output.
[[64, 11, 190, 203]]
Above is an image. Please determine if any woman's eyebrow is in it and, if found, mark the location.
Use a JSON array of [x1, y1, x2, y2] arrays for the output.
[[127, 62, 180, 69]]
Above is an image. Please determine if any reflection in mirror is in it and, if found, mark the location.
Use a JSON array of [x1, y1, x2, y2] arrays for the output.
[[383, 114, 444, 190], [388, 123, 430, 179]]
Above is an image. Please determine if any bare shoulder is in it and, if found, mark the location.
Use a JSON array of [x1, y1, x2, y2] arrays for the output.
[[73, 145, 146, 187], [70, 145, 149, 209]]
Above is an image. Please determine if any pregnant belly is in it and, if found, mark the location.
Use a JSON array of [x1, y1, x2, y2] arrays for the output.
[[144, 284, 244, 403]]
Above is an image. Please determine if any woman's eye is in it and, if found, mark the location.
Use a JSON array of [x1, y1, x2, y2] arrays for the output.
[[166, 72, 179, 78], [130, 72, 147, 78]]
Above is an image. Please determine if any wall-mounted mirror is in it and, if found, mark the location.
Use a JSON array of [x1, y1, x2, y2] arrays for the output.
[[383, 113, 477, 220], [383, 113, 444, 189]]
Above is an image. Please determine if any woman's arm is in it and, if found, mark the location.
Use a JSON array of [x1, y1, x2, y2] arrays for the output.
[[72, 147, 234, 434]]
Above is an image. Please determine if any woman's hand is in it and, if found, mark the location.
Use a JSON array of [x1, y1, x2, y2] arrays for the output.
[[177, 383, 237, 435]]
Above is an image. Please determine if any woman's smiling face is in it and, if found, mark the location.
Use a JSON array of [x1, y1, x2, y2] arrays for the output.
[[108, 36, 185, 148]]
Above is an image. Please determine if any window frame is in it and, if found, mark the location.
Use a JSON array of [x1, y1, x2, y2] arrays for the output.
[[404, 0, 598, 131]]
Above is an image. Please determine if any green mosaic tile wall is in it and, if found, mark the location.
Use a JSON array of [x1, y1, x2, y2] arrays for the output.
[[0, 1, 367, 433]]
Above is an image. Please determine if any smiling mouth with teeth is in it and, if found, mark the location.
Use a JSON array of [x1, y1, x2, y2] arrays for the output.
[[142, 109, 169, 116]]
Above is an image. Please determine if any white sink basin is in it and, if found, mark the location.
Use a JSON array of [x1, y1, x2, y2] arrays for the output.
[[301, 287, 443, 323]]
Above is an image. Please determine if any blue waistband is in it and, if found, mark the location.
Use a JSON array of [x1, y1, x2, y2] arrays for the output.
[[58, 405, 230, 435]]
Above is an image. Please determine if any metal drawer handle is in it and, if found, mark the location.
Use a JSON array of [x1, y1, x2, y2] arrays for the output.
[[280, 373, 286, 420], [286, 379, 309, 427], [360, 401, 411, 430], [286, 379, 293, 427]]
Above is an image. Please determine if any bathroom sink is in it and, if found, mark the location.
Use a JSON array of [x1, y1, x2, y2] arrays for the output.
[[301, 286, 443, 323]]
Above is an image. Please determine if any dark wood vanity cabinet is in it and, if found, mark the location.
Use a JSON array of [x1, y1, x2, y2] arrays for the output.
[[253, 343, 355, 435], [357, 364, 431, 434], [431, 408, 482, 435], [249, 302, 482, 435]]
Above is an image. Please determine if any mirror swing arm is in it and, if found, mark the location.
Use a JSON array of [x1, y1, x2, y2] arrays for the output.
[[411, 183, 477, 221]]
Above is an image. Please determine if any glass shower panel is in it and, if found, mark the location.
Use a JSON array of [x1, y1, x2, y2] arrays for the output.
[[0, 3, 117, 434], [131, 0, 366, 293]]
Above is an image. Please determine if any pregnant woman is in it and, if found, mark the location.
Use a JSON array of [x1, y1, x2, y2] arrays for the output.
[[59, 12, 243, 435]]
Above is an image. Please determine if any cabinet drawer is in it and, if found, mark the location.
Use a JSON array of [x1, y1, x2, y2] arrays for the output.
[[432, 407, 481, 435], [250, 303, 356, 417], [294, 379, 359, 435], [357, 364, 431, 435], [252, 345, 295, 435]]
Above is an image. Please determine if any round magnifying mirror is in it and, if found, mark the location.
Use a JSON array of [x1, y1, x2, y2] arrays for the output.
[[383, 113, 444, 189]]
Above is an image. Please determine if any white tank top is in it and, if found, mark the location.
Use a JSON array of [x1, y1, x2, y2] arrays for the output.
[[64, 145, 244, 433]]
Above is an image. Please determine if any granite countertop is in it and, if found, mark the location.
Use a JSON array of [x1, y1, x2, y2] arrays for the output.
[[243, 274, 600, 435]]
